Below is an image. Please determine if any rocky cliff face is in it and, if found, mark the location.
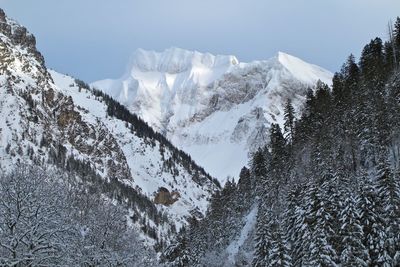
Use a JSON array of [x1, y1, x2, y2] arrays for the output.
[[0, 10, 130, 181], [93, 48, 333, 182], [154, 187, 181, 206], [0, 10, 218, 243]]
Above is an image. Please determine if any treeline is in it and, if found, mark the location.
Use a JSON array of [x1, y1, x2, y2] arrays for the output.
[[163, 17, 400, 266], [86, 85, 220, 188]]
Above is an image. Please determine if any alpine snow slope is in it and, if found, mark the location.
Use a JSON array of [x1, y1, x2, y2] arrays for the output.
[[0, 9, 218, 243], [93, 47, 333, 183]]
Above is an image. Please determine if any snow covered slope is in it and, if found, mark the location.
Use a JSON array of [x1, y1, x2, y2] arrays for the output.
[[50, 71, 217, 227], [93, 48, 333, 182], [0, 10, 217, 243]]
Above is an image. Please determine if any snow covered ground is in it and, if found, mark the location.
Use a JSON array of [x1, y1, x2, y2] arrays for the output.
[[226, 204, 258, 265]]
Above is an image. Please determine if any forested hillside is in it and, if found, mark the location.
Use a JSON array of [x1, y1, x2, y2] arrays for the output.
[[163, 17, 400, 267]]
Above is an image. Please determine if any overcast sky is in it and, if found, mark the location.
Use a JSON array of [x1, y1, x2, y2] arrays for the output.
[[1, 0, 399, 82]]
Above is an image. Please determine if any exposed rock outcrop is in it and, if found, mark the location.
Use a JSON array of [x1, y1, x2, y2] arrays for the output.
[[0, 8, 44, 66], [154, 187, 181, 206]]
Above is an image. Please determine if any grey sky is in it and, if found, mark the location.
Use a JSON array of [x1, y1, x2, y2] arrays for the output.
[[1, 0, 399, 82]]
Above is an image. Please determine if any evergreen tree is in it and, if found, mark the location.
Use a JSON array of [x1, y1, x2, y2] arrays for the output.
[[339, 193, 369, 266], [334, 54, 359, 105], [268, 123, 288, 185], [238, 166, 251, 194], [251, 148, 268, 196], [394, 17, 400, 65], [283, 99, 295, 143], [384, 41, 396, 72], [332, 72, 345, 103], [294, 181, 318, 266], [375, 159, 400, 264], [304, 87, 316, 116], [344, 54, 360, 93], [357, 38, 389, 166], [358, 179, 391, 266], [236, 167, 252, 212], [338, 54, 360, 173], [304, 174, 339, 266], [359, 38, 386, 87], [294, 87, 316, 145], [253, 209, 273, 267], [284, 186, 306, 266], [268, 218, 292, 267]]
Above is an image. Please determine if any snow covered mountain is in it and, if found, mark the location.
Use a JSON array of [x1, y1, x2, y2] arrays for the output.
[[92, 47, 333, 182], [0, 10, 218, 243]]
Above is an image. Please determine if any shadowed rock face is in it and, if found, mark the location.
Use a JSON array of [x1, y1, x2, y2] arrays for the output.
[[154, 187, 181, 206], [0, 9, 5, 22]]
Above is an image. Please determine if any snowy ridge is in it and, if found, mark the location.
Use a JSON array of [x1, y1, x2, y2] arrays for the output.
[[93, 47, 239, 131], [276, 51, 332, 84], [93, 48, 333, 182], [129, 47, 239, 74]]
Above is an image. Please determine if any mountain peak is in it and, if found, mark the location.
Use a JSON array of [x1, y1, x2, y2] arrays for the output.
[[93, 47, 332, 182], [128, 47, 239, 74], [0, 8, 45, 67], [274, 51, 332, 85], [92, 48, 333, 181]]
